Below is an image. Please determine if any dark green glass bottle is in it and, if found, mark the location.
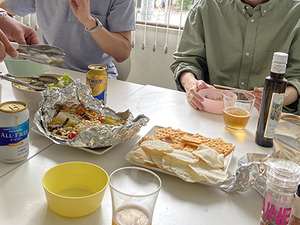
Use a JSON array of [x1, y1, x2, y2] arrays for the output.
[[255, 52, 288, 147]]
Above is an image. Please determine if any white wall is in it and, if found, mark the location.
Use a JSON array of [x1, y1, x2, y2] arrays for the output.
[[127, 25, 178, 90]]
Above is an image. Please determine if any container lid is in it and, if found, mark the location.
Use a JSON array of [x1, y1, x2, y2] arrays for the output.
[[0, 101, 27, 113], [267, 159, 300, 189], [281, 114, 300, 126], [88, 64, 107, 70], [273, 52, 288, 64]]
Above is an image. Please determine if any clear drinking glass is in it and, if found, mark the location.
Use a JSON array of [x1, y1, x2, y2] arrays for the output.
[[109, 167, 162, 225], [223, 89, 256, 130]]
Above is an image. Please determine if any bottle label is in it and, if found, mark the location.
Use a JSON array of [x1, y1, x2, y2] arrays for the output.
[[0, 119, 29, 146], [264, 93, 284, 138], [271, 62, 287, 74], [260, 196, 292, 225]]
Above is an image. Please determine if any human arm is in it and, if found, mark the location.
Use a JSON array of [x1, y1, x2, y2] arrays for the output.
[[170, 4, 212, 110], [249, 19, 300, 114], [251, 85, 299, 112], [283, 85, 299, 106], [170, 4, 208, 92], [63, 0, 131, 62], [0, 11, 17, 60], [281, 28, 300, 114]]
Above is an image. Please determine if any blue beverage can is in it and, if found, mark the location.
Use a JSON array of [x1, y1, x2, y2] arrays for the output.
[[86, 64, 107, 105], [0, 101, 29, 163]]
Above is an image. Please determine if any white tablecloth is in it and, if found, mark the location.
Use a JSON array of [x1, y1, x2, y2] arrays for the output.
[[0, 63, 273, 225]]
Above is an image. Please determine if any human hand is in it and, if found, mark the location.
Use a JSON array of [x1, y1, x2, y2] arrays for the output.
[[0, 15, 39, 46], [63, 0, 95, 29], [0, 29, 18, 61], [250, 87, 264, 112], [180, 72, 214, 110], [184, 79, 213, 110], [0, 15, 38, 61]]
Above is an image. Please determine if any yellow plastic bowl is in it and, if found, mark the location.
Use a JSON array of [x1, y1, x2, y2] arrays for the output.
[[42, 162, 108, 217]]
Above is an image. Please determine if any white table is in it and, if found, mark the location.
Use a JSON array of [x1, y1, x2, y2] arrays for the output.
[[0, 63, 145, 178], [0, 77, 274, 224]]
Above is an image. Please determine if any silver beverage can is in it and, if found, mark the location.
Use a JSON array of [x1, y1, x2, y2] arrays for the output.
[[0, 101, 29, 163]]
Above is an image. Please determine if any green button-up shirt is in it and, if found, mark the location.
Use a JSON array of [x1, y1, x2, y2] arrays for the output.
[[170, 0, 300, 114]]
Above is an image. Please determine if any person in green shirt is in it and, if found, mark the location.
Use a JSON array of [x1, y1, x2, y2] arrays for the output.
[[170, 0, 300, 115]]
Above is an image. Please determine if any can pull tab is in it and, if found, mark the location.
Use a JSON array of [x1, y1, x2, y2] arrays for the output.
[[9, 104, 20, 111]]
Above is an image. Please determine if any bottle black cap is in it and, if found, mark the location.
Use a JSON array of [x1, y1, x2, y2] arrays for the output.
[[297, 184, 300, 197]]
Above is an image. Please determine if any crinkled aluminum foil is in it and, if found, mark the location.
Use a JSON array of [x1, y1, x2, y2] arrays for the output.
[[33, 79, 149, 148], [220, 153, 274, 196], [221, 119, 300, 195]]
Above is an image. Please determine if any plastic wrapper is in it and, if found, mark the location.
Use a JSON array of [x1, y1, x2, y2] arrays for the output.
[[33, 80, 149, 148], [273, 118, 300, 164]]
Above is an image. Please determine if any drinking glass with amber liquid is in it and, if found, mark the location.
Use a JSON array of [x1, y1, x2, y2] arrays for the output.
[[223, 90, 256, 130]]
